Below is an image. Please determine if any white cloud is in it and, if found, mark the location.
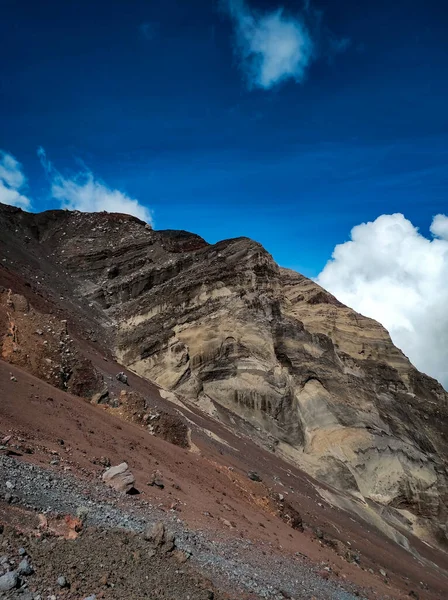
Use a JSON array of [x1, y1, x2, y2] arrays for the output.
[[430, 214, 448, 240], [317, 213, 448, 388], [225, 0, 314, 89], [0, 151, 32, 209], [37, 147, 153, 224]]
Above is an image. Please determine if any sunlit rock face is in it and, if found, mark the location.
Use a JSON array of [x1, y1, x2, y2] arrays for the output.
[[1, 202, 447, 545]]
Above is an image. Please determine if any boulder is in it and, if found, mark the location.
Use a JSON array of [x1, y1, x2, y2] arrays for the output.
[[102, 462, 136, 493], [17, 558, 33, 576], [0, 571, 18, 592], [147, 470, 164, 489]]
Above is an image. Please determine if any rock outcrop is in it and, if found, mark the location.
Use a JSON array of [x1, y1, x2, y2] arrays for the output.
[[1, 202, 447, 544]]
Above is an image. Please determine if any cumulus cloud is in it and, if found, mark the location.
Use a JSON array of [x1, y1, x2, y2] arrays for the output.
[[37, 147, 153, 224], [317, 213, 448, 388], [225, 0, 314, 89], [430, 214, 448, 240], [0, 151, 32, 209]]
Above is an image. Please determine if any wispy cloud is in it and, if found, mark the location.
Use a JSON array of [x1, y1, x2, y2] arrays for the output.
[[318, 213, 448, 388], [38, 147, 153, 224], [225, 0, 313, 89], [224, 0, 348, 90], [0, 150, 32, 209]]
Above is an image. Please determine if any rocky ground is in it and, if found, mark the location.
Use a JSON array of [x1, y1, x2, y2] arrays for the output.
[[0, 456, 366, 600], [0, 522, 217, 600]]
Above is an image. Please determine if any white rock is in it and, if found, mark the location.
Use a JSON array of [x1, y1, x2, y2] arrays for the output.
[[102, 462, 135, 493]]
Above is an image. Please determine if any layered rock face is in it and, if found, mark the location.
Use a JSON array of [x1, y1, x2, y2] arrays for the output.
[[1, 203, 447, 543]]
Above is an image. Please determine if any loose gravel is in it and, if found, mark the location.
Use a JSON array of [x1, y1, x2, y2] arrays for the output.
[[1, 456, 367, 600]]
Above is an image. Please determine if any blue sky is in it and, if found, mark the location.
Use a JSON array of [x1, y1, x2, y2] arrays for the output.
[[1, 0, 447, 277]]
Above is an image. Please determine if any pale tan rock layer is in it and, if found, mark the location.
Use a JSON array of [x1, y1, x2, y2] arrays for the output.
[[1, 203, 447, 544]]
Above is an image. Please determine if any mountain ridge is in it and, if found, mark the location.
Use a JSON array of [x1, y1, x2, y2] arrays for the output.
[[1, 202, 447, 552]]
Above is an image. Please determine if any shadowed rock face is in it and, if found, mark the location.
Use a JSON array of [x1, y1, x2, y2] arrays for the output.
[[1, 202, 447, 543]]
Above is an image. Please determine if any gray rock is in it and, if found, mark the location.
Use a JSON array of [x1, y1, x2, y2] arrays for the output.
[[18, 548, 26, 556], [115, 372, 128, 385], [247, 471, 262, 482], [57, 575, 69, 587], [17, 558, 34, 576], [0, 571, 18, 591]]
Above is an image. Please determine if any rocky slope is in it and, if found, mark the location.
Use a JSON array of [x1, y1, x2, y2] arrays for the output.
[[1, 202, 447, 548], [2, 359, 447, 600]]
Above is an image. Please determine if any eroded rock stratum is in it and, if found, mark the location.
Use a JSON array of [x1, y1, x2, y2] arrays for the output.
[[1, 202, 447, 546]]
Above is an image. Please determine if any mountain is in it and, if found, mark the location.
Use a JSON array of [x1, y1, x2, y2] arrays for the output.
[[1, 202, 448, 599]]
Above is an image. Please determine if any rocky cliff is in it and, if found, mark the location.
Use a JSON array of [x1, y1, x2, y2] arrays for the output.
[[1, 202, 447, 546]]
